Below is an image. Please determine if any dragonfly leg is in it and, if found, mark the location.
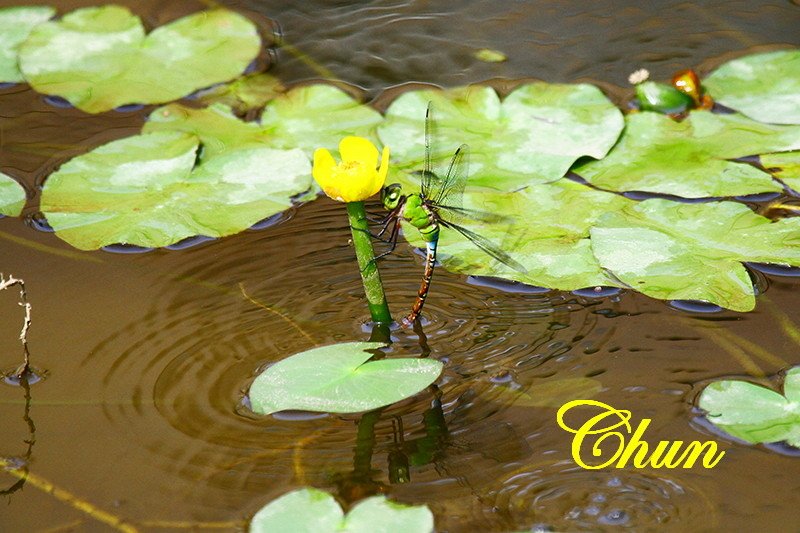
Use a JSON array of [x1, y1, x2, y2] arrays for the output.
[[360, 219, 401, 273]]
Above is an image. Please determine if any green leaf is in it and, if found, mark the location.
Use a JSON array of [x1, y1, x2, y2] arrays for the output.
[[145, 84, 383, 159], [250, 488, 343, 533], [194, 73, 285, 115], [249, 488, 434, 533], [0, 172, 26, 217], [761, 151, 800, 193], [704, 49, 800, 125], [574, 111, 800, 198], [698, 367, 800, 447], [590, 199, 800, 311], [399, 180, 630, 290], [344, 495, 435, 533], [377, 83, 624, 191], [248, 342, 443, 415], [0, 5, 55, 83], [40, 131, 311, 250], [18, 6, 260, 113]]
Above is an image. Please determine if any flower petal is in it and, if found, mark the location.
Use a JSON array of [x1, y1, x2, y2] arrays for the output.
[[339, 136, 378, 169], [377, 146, 390, 183], [312, 148, 336, 185]]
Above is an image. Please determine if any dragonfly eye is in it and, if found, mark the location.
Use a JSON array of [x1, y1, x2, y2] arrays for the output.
[[382, 183, 402, 209]]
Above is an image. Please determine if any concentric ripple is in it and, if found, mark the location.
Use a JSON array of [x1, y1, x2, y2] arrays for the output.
[[478, 464, 716, 531], [76, 197, 617, 500]]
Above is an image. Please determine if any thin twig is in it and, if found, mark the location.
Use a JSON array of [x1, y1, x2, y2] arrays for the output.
[[1, 273, 32, 378], [239, 282, 316, 344]]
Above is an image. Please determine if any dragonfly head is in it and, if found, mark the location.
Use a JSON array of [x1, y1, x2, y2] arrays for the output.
[[381, 183, 404, 210]]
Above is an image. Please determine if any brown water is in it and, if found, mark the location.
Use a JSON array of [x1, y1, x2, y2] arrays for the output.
[[1, 1, 799, 531]]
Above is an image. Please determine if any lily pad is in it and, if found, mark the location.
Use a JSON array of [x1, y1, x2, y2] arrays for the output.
[[249, 488, 434, 533], [487, 377, 603, 409], [590, 199, 800, 311], [0, 172, 26, 216], [18, 6, 260, 113], [40, 131, 311, 250], [574, 111, 800, 198], [761, 151, 800, 193], [398, 179, 630, 290], [698, 367, 800, 447], [0, 5, 55, 83], [146, 84, 383, 159], [248, 342, 443, 415], [703, 49, 800, 125], [194, 73, 284, 115], [377, 83, 624, 191]]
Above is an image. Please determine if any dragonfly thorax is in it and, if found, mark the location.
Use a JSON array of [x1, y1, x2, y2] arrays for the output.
[[402, 194, 439, 241]]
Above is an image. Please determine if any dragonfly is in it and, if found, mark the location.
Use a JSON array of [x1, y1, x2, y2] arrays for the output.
[[376, 102, 526, 326]]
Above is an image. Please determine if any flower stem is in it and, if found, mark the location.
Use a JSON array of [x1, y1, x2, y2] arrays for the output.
[[346, 201, 392, 324]]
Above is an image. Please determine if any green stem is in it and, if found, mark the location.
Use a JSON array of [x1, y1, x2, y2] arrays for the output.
[[345, 201, 392, 324]]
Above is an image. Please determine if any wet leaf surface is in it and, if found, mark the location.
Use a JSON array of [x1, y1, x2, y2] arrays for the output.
[[0, 171, 26, 216], [249, 488, 434, 533], [591, 199, 800, 311], [574, 111, 800, 198], [40, 131, 311, 250], [0, 5, 55, 83], [703, 49, 800, 125], [378, 83, 623, 191], [698, 367, 800, 447], [761, 151, 800, 193], [145, 84, 383, 158], [18, 6, 260, 113], [248, 342, 442, 415]]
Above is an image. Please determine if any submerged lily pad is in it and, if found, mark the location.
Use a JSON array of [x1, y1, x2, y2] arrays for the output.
[[194, 73, 285, 115], [698, 367, 800, 447], [0, 172, 26, 216], [703, 49, 800, 125], [590, 199, 800, 311], [40, 131, 311, 250], [18, 6, 260, 113], [146, 84, 383, 158], [487, 377, 603, 409], [398, 179, 630, 290], [248, 342, 442, 415], [761, 151, 800, 193], [249, 488, 434, 533], [0, 5, 55, 83], [378, 83, 623, 191], [574, 111, 800, 198]]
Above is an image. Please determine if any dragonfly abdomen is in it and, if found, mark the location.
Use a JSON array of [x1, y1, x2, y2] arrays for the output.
[[404, 240, 437, 327]]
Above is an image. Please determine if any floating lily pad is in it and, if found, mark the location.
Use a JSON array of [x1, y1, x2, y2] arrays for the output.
[[146, 84, 383, 158], [249, 488, 434, 533], [590, 199, 800, 311], [18, 6, 260, 113], [378, 83, 624, 191], [574, 111, 800, 198], [398, 179, 630, 290], [698, 367, 800, 447], [704, 49, 800, 125], [0, 172, 26, 216], [0, 5, 55, 83], [761, 151, 800, 193], [248, 342, 442, 415], [40, 131, 311, 250], [194, 73, 285, 115]]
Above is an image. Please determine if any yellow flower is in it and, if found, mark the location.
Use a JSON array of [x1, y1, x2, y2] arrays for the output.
[[313, 136, 389, 203]]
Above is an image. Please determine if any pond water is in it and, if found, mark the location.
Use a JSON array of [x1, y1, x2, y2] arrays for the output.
[[1, 0, 799, 531]]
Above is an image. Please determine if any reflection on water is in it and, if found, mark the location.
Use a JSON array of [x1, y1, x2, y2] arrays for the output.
[[1, 0, 799, 530]]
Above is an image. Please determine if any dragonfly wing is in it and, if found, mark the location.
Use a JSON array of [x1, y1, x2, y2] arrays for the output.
[[420, 101, 436, 200], [439, 219, 527, 274], [433, 203, 511, 225]]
